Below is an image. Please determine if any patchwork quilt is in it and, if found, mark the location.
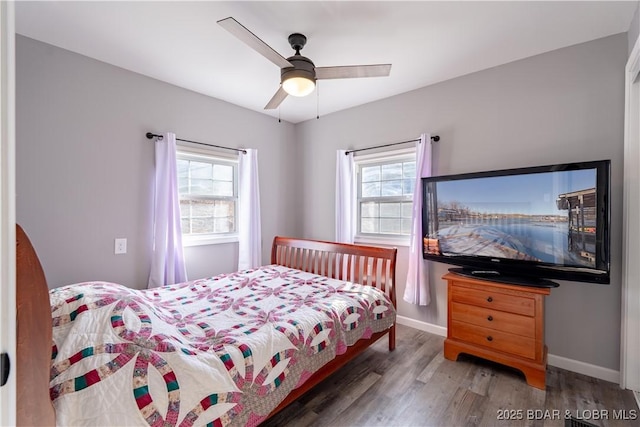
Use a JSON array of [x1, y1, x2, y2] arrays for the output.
[[49, 264, 396, 426]]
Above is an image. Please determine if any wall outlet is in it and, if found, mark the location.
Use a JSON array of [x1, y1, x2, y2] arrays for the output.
[[114, 238, 127, 254]]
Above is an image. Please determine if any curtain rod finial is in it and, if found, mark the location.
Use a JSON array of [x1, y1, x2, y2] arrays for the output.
[[431, 135, 440, 142]]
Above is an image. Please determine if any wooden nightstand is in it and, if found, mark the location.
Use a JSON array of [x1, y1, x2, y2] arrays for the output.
[[443, 272, 551, 390]]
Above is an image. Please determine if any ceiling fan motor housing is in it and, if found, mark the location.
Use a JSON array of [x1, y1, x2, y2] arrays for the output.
[[288, 33, 307, 52], [281, 55, 316, 84], [217, 19, 392, 108]]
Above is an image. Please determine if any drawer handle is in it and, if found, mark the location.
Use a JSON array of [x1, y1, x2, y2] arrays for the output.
[[487, 315, 493, 321], [487, 336, 493, 342], [487, 296, 493, 303]]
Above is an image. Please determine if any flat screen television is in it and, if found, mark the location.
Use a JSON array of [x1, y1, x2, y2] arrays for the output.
[[422, 160, 610, 286]]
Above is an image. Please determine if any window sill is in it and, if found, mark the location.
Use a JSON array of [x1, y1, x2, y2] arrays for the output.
[[354, 235, 410, 248], [183, 235, 238, 247]]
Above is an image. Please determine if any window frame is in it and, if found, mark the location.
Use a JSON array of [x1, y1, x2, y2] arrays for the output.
[[176, 144, 239, 247], [354, 147, 416, 247]]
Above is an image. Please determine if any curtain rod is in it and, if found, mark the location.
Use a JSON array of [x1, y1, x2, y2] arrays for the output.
[[145, 132, 247, 155], [344, 135, 440, 156]]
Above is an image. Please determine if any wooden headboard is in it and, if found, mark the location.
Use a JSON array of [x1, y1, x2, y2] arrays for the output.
[[271, 236, 397, 309], [16, 225, 55, 426]]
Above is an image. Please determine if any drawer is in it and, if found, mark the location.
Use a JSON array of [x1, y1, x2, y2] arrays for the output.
[[450, 320, 536, 360], [451, 302, 535, 338], [451, 284, 534, 316]]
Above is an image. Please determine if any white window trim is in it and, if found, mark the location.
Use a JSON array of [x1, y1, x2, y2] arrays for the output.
[[182, 233, 238, 247], [354, 146, 416, 247], [354, 234, 411, 247], [354, 147, 416, 164], [177, 142, 239, 161], [177, 145, 239, 246]]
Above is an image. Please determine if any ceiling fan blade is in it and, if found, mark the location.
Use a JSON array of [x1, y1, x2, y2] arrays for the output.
[[264, 86, 288, 110], [217, 17, 293, 69], [316, 64, 392, 80]]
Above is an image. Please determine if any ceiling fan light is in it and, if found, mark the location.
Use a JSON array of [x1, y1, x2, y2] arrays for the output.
[[282, 76, 316, 97]]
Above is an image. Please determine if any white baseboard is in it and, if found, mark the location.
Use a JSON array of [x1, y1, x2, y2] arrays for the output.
[[546, 354, 620, 384], [395, 315, 447, 337], [396, 317, 620, 384]]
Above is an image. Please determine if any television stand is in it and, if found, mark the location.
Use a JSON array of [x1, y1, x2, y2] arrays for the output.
[[448, 267, 559, 288], [443, 271, 552, 389]]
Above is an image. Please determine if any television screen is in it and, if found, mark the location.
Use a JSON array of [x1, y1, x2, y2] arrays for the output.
[[422, 160, 610, 285]]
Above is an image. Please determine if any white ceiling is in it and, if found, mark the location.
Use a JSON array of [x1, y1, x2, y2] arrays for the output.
[[15, 1, 638, 124]]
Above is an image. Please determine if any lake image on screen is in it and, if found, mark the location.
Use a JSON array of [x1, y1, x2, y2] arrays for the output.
[[423, 168, 598, 268]]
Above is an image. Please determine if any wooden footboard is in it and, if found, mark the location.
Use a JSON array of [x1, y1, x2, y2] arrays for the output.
[[16, 225, 56, 425], [268, 236, 397, 419]]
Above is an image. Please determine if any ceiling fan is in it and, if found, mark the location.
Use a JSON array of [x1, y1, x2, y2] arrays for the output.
[[217, 17, 392, 110]]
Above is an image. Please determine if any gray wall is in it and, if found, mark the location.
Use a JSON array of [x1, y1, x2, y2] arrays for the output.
[[16, 35, 300, 289], [629, 1, 640, 54], [295, 34, 627, 371]]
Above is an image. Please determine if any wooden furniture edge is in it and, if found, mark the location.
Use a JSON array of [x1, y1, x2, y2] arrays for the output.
[[268, 236, 398, 419], [268, 329, 391, 418], [16, 224, 56, 425], [443, 271, 550, 390], [444, 338, 548, 389], [442, 272, 552, 296]]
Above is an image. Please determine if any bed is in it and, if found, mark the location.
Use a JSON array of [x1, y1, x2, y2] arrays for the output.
[[16, 225, 397, 426]]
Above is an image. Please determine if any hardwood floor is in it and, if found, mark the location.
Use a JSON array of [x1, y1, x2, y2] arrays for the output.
[[263, 324, 639, 427]]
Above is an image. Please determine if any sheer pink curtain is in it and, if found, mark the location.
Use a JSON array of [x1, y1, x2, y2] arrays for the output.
[[238, 149, 262, 270], [335, 150, 355, 243], [148, 132, 187, 288], [404, 133, 432, 305]]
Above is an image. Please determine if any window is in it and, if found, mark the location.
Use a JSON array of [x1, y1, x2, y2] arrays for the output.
[[355, 149, 415, 243], [177, 149, 238, 245]]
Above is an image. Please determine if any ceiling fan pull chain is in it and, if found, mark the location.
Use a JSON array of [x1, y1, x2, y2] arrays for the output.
[[278, 105, 281, 123], [316, 81, 320, 120]]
